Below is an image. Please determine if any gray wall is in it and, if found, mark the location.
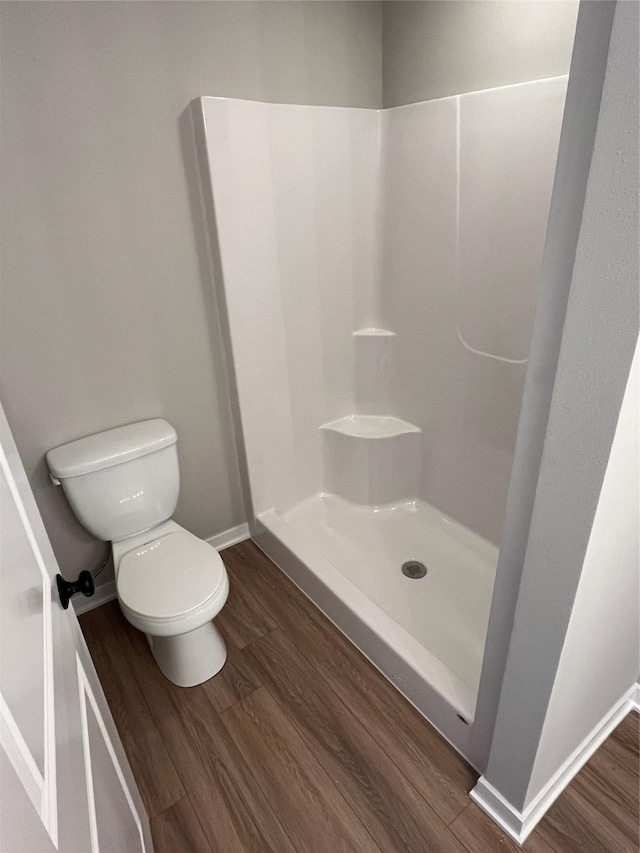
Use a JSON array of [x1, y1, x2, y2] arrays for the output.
[[383, 1, 578, 106], [468, 0, 615, 771], [0, 1, 382, 582], [0, 0, 578, 590], [480, 0, 639, 811], [527, 339, 638, 803]]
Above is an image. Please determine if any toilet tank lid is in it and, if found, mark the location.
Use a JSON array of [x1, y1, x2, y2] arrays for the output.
[[46, 419, 177, 479]]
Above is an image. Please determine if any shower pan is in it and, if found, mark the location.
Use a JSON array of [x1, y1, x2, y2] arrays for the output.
[[195, 76, 567, 765]]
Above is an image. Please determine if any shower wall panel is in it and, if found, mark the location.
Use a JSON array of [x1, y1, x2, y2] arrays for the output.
[[458, 79, 568, 362], [380, 78, 567, 544], [201, 98, 379, 515], [201, 77, 567, 543]]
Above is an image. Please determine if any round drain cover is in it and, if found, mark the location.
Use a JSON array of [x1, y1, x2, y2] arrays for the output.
[[402, 560, 427, 579]]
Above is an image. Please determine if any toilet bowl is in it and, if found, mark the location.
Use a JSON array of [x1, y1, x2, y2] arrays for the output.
[[113, 520, 229, 686], [46, 419, 230, 687]]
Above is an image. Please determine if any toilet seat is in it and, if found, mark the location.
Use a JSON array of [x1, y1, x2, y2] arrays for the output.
[[117, 530, 227, 623]]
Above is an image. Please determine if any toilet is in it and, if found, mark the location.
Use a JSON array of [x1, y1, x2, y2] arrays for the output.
[[46, 419, 229, 687]]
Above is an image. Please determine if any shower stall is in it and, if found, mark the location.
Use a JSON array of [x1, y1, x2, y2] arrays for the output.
[[195, 75, 567, 765]]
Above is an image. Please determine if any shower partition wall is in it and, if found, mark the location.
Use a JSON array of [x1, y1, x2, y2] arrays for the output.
[[197, 77, 567, 764]]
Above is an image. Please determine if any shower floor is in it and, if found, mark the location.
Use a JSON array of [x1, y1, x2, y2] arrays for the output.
[[273, 494, 499, 697]]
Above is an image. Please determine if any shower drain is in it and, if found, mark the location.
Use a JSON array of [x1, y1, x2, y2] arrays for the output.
[[401, 560, 427, 579]]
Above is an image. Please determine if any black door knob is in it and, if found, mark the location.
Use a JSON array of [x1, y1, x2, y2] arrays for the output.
[[56, 570, 94, 610]]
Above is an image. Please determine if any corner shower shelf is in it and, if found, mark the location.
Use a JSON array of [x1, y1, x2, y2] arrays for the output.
[[352, 328, 396, 338], [320, 415, 419, 438], [320, 415, 421, 506]]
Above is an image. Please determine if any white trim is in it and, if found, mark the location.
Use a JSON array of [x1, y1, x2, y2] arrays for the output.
[[76, 653, 145, 853], [73, 580, 117, 616], [470, 682, 640, 846], [73, 522, 250, 616], [0, 692, 44, 809], [206, 522, 250, 551], [0, 446, 58, 846], [77, 658, 99, 853]]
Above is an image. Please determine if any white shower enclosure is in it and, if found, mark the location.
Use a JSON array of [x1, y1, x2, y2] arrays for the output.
[[196, 76, 567, 766]]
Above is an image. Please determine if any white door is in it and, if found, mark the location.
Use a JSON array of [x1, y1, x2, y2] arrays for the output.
[[0, 406, 153, 853]]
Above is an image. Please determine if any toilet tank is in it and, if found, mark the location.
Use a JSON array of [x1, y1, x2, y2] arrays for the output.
[[46, 419, 180, 542]]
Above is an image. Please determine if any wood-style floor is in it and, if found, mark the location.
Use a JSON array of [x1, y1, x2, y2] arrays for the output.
[[79, 540, 639, 853]]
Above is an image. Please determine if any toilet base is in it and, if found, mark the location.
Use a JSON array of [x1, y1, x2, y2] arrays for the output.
[[146, 620, 227, 687]]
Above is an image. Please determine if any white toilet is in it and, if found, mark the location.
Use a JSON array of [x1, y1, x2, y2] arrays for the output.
[[46, 419, 229, 687]]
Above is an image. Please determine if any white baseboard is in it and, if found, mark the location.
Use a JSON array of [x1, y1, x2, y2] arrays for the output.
[[206, 522, 250, 551], [73, 579, 117, 616], [470, 682, 640, 846], [73, 522, 250, 616]]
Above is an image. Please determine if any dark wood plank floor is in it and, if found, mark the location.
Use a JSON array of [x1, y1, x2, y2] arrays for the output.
[[80, 540, 639, 853]]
